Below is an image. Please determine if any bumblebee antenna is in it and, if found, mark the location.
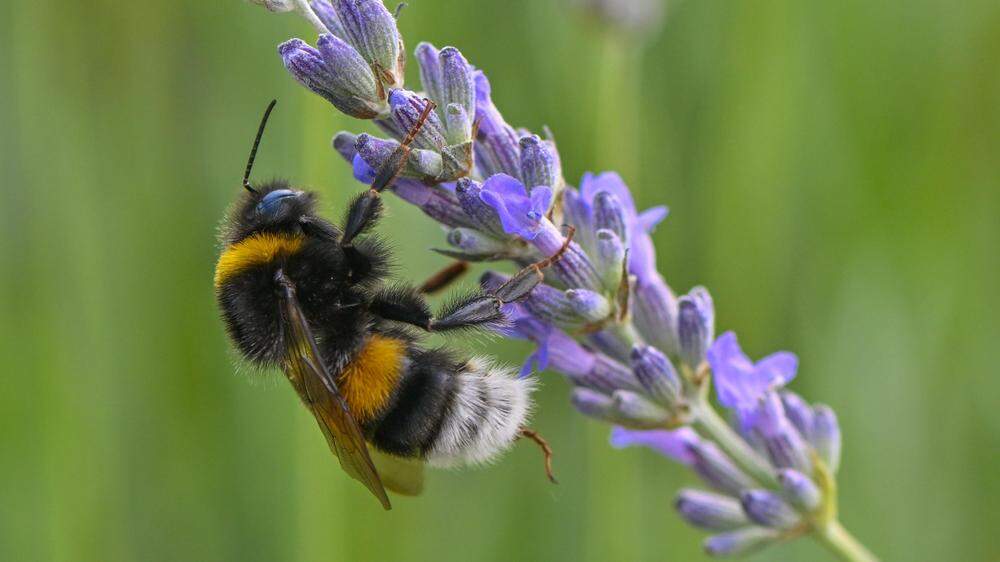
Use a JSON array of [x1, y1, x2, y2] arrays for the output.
[[243, 99, 277, 194]]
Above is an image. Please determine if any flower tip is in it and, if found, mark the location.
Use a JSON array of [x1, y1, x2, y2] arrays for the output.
[[277, 38, 308, 57], [387, 88, 407, 107], [519, 134, 542, 149]]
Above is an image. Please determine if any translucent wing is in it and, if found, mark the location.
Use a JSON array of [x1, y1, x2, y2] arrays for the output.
[[277, 271, 391, 510], [370, 449, 425, 496]]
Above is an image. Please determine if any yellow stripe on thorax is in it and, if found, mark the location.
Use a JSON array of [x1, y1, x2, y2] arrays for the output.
[[338, 335, 406, 422], [214, 232, 304, 287]]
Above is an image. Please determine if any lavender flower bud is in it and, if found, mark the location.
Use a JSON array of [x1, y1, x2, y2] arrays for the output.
[[446, 228, 510, 258], [440, 48, 474, 135], [740, 490, 801, 529], [388, 89, 447, 150], [279, 37, 381, 119], [675, 489, 749, 531], [332, 131, 358, 162], [704, 527, 780, 557], [522, 284, 580, 326], [687, 440, 756, 496], [678, 286, 714, 370], [563, 188, 595, 251], [355, 133, 442, 180], [811, 405, 841, 473], [595, 230, 626, 290], [587, 330, 633, 363], [454, 178, 505, 236], [566, 289, 611, 323], [633, 276, 680, 357], [415, 43, 475, 145], [551, 243, 604, 292], [546, 330, 598, 378], [630, 345, 681, 407], [520, 135, 561, 190], [754, 393, 813, 475], [593, 191, 628, 242], [390, 180, 472, 228], [473, 71, 520, 178], [415, 42, 444, 101], [611, 390, 670, 428], [310, 0, 348, 38], [777, 469, 822, 512], [780, 391, 815, 440], [327, 0, 403, 89], [571, 387, 615, 420], [567, 354, 643, 395]]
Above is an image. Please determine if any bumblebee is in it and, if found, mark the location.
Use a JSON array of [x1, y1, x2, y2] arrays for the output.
[[215, 101, 559, 509]]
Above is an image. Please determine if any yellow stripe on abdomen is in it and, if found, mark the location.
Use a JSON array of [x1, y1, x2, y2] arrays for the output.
[[338, 335, 406, 422], [214, 232, 304, 287]]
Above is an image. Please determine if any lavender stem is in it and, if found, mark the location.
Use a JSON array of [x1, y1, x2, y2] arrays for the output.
[[814, 519, 880, 562], [292, 0, 331, 34], [691, 389, 779, 488]]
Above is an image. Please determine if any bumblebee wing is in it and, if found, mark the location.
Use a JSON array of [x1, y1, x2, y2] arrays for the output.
[[370, 449, 425, 496], [277, 272, 391, 510]]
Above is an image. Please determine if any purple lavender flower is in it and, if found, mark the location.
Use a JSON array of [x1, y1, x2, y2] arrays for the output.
[[704, 527, 780, 557], [610, 426, 697, 464], [473, 71, 521, 179], [254, 3, 877, 558], [752, 392, 813, 474], [708, 331, 798, 422], [279, 37, 382, 118], [415, 43, 475, 145], [812, 405, 842, 472], [675, 489, 750, 531], [677, 287, 715, 370], [479, 174, 552, 241], [777, 469, 822, 512], [312, 0, 404, 90], [740, 489, 800, 529]]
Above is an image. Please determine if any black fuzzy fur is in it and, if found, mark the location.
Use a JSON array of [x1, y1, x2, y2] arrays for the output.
[[216, 179, 500, 460]]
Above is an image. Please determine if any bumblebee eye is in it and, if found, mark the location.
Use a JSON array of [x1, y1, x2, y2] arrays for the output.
[[256, 189, 298, 216]]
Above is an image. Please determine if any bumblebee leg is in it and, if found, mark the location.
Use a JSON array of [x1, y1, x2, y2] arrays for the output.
[[341, 99, 436, 247], [370, 284, 502, 332], [519, 427, 557, 484], [369, 285, 433, 328], [419, 261, 470, 294]]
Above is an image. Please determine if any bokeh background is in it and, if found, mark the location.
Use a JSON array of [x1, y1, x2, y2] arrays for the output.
[[2, 1, 998, 560]]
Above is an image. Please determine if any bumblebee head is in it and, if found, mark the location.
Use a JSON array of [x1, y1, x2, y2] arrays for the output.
[[222, 180, 320, 243]]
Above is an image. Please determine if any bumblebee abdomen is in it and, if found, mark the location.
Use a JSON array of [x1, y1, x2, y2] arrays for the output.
[[359, 345, 535, 466]]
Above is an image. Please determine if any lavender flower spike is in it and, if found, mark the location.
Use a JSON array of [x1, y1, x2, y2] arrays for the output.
[[279, 37, 382, 118], [257, 3, 879, 558]]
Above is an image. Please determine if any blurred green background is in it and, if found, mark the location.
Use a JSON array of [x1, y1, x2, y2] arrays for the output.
[[1, 1, 998, 560]]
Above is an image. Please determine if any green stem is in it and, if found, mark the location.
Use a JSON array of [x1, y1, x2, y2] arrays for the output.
[[691, 396, 779, 488], [292, 0, 328, 33], [813, 520, 880, 562]]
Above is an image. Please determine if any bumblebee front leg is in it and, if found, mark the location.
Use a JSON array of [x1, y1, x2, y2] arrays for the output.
[[341, 99, 436, 247], [370, 265, 543, 332]]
